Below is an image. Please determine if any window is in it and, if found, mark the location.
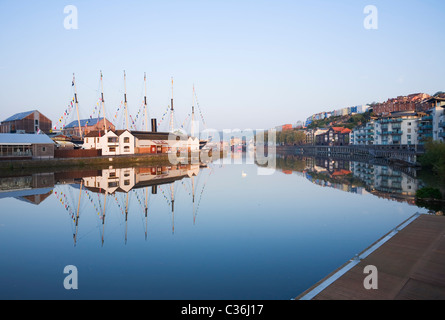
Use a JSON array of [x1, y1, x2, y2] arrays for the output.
[[86, 138, 89, 143], [124, 180, 130, 186], [408, 122, 411, 126], [408, 128, 411, 133], [124, 146, 130, 152], [109, 147, 116, 152], [124, 137, 130, 143], [42, 147, 46, 152]]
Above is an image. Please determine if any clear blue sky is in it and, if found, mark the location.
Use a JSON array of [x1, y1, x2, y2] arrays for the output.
[[0, 0, 444, 130]]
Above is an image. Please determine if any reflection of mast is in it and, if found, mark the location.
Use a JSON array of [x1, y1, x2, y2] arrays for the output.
[[145, 187, 148, 240], [74, 180, 83, 246], [125, 192, 129, 245], [123, 70, 129, 130], [171, 179, 175, 234], [101, 192, 107, 247], [192, 174, 196, 225], [72, 73, 82, 139], [100, 71, 108, 134]]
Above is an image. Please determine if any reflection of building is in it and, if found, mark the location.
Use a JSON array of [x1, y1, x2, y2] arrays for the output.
[[372, 165, 418, 197], [0, 173, 54, 205], [82, 164, 200, 195], [1, 110, 52, 134], [350, 161, 419, 203], [273, 155, 421, 206]]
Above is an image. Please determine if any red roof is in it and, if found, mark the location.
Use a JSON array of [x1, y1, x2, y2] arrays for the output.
[[331, 127, 351, 134], [332, 170, 352, 176]]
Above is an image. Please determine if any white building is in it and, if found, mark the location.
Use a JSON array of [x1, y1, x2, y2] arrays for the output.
[[374, 114, 419, 145], [84, 129, 134, 156], [83, 129, 199, 155], [429, 96, 445, 142], [351, 121, 375, 146]]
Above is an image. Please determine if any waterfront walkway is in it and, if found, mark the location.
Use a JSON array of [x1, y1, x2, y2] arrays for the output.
[[296, 214, 445, 300]]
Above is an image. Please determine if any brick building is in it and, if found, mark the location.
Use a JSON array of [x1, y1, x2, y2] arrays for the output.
[[316, 127, 351, 146], [1, 110, 52, 134], [62, 117, 115, 138], [372, 93, 430, 116]]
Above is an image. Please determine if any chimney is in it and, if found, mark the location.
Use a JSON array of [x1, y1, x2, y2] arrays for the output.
[[151, 118, 157, 133]]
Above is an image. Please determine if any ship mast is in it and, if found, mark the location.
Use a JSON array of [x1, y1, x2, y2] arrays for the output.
[[72, 73, 82, 139], [100, 71, 108, 134], [123, 70, 129, 131], [191, 84, 195, 138], [170, 77, 174, 132], [144, 73, 148, 132]]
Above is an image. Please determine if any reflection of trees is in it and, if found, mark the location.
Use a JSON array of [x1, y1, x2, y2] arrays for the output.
[[276, 155, 307, 172]]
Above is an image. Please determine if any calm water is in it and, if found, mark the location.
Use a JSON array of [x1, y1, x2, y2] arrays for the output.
[[0, 153, 433, 300]]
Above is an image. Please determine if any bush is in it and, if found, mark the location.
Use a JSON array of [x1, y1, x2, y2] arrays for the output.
[[416, 187, 442, 200], [419, 141, 445, 178]]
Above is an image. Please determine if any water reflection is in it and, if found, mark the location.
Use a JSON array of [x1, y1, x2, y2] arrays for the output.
[[0, 155, 438, 299], [272, 154, 433, 208], [0, 163, 210, 247]]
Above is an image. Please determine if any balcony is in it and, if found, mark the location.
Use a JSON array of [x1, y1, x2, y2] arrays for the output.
[[419, 123, 433, 129], [419, 133, 433, 140], [379, 118, 403, 124], [439, 132, 445, 138], [380, 130, 403, 136]]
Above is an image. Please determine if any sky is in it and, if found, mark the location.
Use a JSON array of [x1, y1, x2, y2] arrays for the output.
[[0, 0, 444, 131]]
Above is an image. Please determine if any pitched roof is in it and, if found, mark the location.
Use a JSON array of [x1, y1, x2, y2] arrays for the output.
[[65, 118, 104, 128], [0, 133, 55, 144], [84, 130, 105, 137], [2, 110, 37, 122], [131, 131, 179, 141]]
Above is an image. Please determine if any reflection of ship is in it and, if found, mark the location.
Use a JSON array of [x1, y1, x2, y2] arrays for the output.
[[50, 163, 208, 246], [81, 164, 200, 195]]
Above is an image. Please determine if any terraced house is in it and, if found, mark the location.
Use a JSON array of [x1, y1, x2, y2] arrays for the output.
[[315, 127, 351, 146]]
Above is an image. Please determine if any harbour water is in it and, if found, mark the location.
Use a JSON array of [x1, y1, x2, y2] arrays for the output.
[[0, 152, 438, 300]]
